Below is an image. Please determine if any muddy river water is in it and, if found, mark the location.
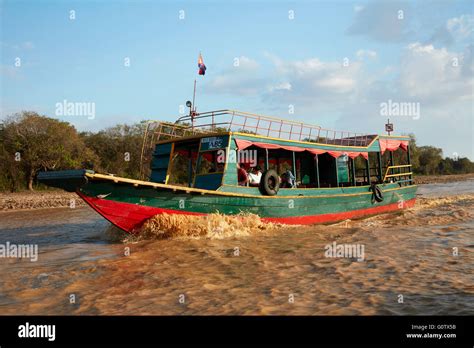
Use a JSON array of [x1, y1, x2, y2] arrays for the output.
[[0, 181, 473, 315]]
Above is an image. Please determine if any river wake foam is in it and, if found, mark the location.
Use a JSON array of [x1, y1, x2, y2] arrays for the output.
[[131, 212, 281, 241], [117, 193, 474, 242]]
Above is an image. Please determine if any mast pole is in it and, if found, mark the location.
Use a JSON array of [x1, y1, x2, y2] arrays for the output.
[[192, 79, 197, 112], [192, 78, 197, 131]]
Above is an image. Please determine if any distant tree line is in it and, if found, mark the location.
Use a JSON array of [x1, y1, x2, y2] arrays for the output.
[[403, 134, 474, 175], [0, 111, 473, 192], [0, 111, 145, 192]]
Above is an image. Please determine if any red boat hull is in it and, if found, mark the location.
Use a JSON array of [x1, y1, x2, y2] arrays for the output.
[[77, 191, 415, 233]]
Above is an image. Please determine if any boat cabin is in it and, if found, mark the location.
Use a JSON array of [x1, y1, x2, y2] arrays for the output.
[[140, 110, 413, 195]]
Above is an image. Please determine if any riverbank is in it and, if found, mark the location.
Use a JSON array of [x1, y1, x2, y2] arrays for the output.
[[413, 173, 474, 184], [0, 191, 86, 211], [0, 173, 473, 210]]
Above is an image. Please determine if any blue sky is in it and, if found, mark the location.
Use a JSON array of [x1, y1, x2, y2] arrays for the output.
[[1, 0, 473, 159]]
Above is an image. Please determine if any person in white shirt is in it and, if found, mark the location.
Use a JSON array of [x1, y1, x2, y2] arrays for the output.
[[248, 166, 262, 186]]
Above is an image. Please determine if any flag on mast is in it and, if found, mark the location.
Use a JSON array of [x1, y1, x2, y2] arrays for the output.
[[198, 53, 207, 75]]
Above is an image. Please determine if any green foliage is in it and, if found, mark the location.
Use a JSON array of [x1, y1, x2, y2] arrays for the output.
[[417, 146, 443, 175], [403, 134, 474, 175], [437, 156, 474, 174], [80, 122, 146, 179], [0, 111, 98, 191]]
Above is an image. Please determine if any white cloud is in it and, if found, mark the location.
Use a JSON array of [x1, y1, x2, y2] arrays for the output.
[[399, 42, 473, 102], [313, 76, 355, 93], [209, 45, 473, 108], [430, 14, 474, 46], [205, 56, 265, 95], [235, 56, 259, 70], [447, 14, 474, 41], [271, 57, 361, 97]]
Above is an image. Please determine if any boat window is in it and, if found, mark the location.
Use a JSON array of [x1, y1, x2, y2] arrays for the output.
[[267, 150, 295, 188], [266, 149, 317, 188], [298, 152, 316, 187], [368, 152, 380, 183], [236, 146, 266, 185], [197, 150, 225, 175], [267, 157, 293, 176], [167, 141, 199, 186], [317, 153, 338, 187], [381, 147, 409, 183], [383, 147, 409, 166], [354, 156, 368, 185]]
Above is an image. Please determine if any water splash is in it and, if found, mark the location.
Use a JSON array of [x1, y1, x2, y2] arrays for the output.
[[133, 212, 282, 241], [414, 194, 474, 210], [125, 194, 474, 241]]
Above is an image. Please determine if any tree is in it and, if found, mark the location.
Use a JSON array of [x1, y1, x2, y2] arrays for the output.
[[417, 146, 443, 175], [453, 157, 474, 173], [2, 111, 98, 191], [438, 158, 454, 174], [80, 122, 146, 179], [0, 138, 24, 192]]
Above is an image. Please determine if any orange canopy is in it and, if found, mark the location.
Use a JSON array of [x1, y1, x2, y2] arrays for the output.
[[234, 139, 368, 159], [379, 139, 409, 154]]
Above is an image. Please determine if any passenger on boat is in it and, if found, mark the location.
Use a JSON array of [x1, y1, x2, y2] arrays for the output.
[[281, 170, 296, 188], [248, 166, 262, 186], [237, 163, 249, 186]]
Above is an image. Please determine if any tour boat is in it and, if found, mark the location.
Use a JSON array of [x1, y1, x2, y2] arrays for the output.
[[38, 109, 417, 233]]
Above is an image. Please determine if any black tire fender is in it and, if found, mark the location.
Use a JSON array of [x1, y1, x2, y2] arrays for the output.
[[259, 169, 280, 196], [371, 184, 384, 202]]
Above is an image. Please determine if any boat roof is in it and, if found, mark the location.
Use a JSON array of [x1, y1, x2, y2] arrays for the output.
[[143, 109, 410, 150]]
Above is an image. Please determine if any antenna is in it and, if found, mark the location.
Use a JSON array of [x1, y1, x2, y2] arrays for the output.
[[385, 118, 393, 135]]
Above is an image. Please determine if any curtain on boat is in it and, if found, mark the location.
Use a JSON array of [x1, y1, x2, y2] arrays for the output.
[[379, 139, 409, 154], [327, 151, 369, 159], [234, 139, 368, 159]]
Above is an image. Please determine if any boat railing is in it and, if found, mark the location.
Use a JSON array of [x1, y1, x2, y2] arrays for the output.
[[175, 110, 372, 145], [139, 109, 374, 180], [383, 164, 413, 184]]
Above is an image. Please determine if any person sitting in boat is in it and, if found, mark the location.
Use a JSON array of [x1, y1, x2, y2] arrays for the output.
[[281, 169, 296, 188], [216, 163, 225, 172], [237, 163, 249, 186], [248, 166, 262, 186]]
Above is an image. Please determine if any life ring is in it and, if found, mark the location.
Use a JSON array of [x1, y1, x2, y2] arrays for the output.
[[371, 184, 384, 202], [259, 169, 280, 196]]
